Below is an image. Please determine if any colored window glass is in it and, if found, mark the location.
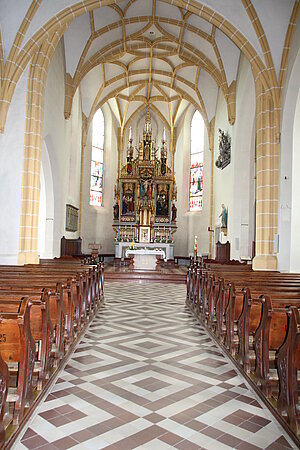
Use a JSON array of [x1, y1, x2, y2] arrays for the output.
[[90, 109, 104, 206], [190, 110, 204, 211]]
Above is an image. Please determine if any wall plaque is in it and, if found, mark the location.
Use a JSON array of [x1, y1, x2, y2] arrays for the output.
[[66, 204, 79, 232]]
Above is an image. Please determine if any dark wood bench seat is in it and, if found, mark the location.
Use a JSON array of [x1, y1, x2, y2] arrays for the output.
[[0, 297, 36, 426], [0, 290, 54, 388], [277, 306, 300, 434]]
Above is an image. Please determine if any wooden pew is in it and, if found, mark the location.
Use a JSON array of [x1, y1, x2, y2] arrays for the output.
[[0, 297, 36, 425], [0, 352, 8, 448], [252, 296, 288, 396], [0, 260, 104, 448], [224, 283, 299, 355], [0, 282, 65, 361], [185, 259, 300, 442], [0, 290, 54, 388], [277, 306, 300, 434]]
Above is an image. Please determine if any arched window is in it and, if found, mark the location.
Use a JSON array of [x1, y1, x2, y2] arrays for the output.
[[90, 109, 104, 206], [190, 110, 204, 211]]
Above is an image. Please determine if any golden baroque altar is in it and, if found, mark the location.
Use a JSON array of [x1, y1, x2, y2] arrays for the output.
[[113, 111, 177, 245]]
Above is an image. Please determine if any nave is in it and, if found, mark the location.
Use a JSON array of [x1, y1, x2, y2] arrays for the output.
[[15, 282, 294, 450]]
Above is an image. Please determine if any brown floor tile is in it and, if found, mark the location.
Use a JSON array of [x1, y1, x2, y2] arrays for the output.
[[48, 416, 72, 427], [185, 419, 208, 431], [236, 394, 256, 404], [237, 442, 262, 450], [175, 439, 201, 449], [159, 431, 184, 445], [249, 415, 271, 427], [69, 378, 85, 385], [37, 444, 60, 450], [234, 409, 254, 420], [21, 428, 37, 441], [171, 411, 192, 424], [103, 417, 126, 429], [39, 409, 60, 420], [217, 432, 243, 447], [55, 405, 76, 415], [117, 411, 140, 423], [87, 422, 111, 435], [70, 428, 95, 443], [144, 412, 165, 423], [239, 420, 262, 433], [223, 415, 244, 426], [51, 436, 78, 449], [21, 435, 49, 449], [273, 436, 293, 448], [201, 425, 224, 439]]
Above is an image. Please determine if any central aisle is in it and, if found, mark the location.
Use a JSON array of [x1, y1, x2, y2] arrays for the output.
[[17, 282, 293, 450]]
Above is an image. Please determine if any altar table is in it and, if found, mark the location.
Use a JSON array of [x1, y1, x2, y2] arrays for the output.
[[115, 242, 173, 259], [125, 249, 165, 270]]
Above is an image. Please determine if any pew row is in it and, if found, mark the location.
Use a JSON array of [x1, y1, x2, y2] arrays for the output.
[[0, 260, 104, 448], [186, 258, 300, 441]]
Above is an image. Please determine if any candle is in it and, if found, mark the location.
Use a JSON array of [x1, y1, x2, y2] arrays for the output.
[[163, 127, 166, 141], [129, 126, 132, 140]]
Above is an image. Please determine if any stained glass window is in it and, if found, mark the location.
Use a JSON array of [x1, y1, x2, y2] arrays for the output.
[[90, 109, 104, 206], [190, 110, 204, 211]]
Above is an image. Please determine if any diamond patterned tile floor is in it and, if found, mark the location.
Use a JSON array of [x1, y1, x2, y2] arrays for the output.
[[14, 282, 296, 449]]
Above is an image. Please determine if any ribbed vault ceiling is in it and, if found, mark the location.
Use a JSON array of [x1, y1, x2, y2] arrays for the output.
[[63, 0, 241, 130], [0, 0, 295, 135]]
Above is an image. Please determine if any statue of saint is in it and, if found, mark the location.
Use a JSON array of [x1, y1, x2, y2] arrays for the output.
[[143, 143, 150, 160], [146, 182, 152, 199], [171, 203, 177, 222], [140, 180, 146, 197], [113, 202, 119, 220], [219, 203, 228, 228]]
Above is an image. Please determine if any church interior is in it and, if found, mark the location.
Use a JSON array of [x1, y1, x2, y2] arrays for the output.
[[0, 1, 300, 449]]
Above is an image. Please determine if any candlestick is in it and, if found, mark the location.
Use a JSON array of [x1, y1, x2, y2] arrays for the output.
[[194, 235, 198, 261]]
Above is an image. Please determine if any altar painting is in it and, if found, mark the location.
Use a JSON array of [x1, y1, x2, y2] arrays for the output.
[[156, 184, 170, 217], [121, 182, 135, 215]]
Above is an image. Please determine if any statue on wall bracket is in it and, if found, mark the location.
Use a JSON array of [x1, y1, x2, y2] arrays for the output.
[[215, 129, 231, 170]]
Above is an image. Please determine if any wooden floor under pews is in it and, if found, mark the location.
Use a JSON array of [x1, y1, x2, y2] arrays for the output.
[[0, 257, 299, 449]]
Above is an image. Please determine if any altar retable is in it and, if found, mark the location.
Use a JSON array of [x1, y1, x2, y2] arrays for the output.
[[113, 109, 177, 269]]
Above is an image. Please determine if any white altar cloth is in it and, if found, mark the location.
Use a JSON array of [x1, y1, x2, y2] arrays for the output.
[[125, 249, 165, 270], [115, 242, 173, 259]]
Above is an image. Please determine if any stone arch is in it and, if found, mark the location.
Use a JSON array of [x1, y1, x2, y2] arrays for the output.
[[6, 0, 296, 267]]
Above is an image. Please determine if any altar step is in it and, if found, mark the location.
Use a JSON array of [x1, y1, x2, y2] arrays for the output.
[[104, 265, 186, 284]]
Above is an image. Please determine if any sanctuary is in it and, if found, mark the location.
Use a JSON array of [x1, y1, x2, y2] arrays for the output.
[[113, 109, 177, 261]]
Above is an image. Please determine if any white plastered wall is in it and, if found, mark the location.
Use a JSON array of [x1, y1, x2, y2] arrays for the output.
[[81, 104, 118, 254], [0, 66, 28, 264], [213, 54, 255, 260], [278, 18, 300, 272], [42, 38, 82, 258], [174, 106, 210, 257]]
